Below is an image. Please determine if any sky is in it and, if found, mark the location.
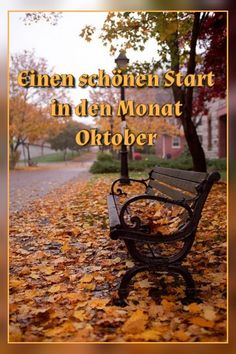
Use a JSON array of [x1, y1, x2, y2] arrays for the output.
[[9, 11, 159, 125]]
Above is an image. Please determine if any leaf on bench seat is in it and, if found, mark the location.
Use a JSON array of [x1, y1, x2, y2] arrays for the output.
[[125, 200, 186, 235]]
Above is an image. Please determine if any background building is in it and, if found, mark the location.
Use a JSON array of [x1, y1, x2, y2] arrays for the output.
[[155, 98, 226, 160]]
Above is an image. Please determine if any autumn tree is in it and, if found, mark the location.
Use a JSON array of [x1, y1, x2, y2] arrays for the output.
[[10, 50, 70, 168], [82, 11, 226, 172], [89, 86, 182, 150], [48, 121, 89, 161], [10, 96, 45, 168], [193, 12, 226, 117]]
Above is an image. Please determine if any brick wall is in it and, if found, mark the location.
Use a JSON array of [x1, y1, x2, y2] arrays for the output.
[[155, 135, 185, 159]]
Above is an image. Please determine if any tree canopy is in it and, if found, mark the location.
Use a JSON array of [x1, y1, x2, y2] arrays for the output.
[[81, 11, 226, 171], [9, 50, 71, 167]]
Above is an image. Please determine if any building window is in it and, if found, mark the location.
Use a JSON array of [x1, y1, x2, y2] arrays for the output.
[[172, 136, 181, 148], [197, 117, 202, 126], [208, 116, 212, 150]]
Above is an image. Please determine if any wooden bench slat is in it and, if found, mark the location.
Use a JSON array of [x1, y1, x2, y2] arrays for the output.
[[150, 172, 198, 194], [148, 180, 193, 201], [152, 166, 208, 183], [107, 195, 121, 229]]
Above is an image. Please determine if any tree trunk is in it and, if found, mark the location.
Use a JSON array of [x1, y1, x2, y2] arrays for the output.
[[181, 108, 207, 171], [41, 144, 44, 156], [9, 139, 22, 169], [26, 143, 32, 166], [168, 12, 207, 172], [10, 144, 17, 170], [22, 143, 27, 166], [63, 148, 67, 161]]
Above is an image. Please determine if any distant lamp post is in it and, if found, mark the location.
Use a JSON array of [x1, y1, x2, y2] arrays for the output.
[[115, 50, 129, 184]]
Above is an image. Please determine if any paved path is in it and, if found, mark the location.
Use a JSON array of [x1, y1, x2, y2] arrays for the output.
[[10, 152, 96, 213]]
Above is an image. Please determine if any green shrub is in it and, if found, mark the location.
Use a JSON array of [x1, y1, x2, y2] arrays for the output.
[[159, 158, 193, 170], [90, 152, 226, 174], [129, 160, 148, 171], [207, 158, 226, 171], [96, 151, 113, 162], [90, 160, 120, 173]]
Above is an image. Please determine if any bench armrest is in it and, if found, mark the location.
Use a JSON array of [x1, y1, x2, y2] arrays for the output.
[[110, 177, 149, 196], [119, 193, 193, 233]]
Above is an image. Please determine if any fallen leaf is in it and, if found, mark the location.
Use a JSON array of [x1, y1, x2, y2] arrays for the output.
[[161, 299, 176, 311], [9, 324, 23, 342], [202, 305, 217, 321], [190, 317, 215, 328], [73, 310, 86, 321], [80, 274, 93, 283], [89, 298, 110, 309], [186, 303, 201, 314], [174, 330, 190, 342], [122, 310, 148, 334], [125, 328, 161, 341], [48, 284, 61, 293]]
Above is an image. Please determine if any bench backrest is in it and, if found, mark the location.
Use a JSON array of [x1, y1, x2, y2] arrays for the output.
[[146, 166, 220, 214]]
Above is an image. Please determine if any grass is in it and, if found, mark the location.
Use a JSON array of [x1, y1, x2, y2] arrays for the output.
[[23, 151, 82, 163]]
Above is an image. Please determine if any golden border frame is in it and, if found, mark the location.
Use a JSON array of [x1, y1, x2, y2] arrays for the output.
[[7, 9, 229, 345]]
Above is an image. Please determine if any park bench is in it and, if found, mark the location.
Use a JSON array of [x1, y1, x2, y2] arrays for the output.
[[107, 166, 220, 306]]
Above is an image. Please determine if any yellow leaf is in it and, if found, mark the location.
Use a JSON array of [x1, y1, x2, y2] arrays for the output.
[[81, 282, 96, 290], [148, 303, 163, 318], [137, 279, 152, 288], [175, 330, 190, 342], [61, 242, 70, 252], [71, 227, 81, 236], [126, 260, 135, 267], [191, 317, 215, 328], [75, 301, 88, 309], [72, 324, 93, 341], [104, 306, 127, 317], [89, 298, 110, 309], [161, 299, 176, 311], [64, 292, 88, 302], [80, 274, 93, 283], [29, 272, 40, 279], [46, 274, 62, 283], [10, 279, 25, 288], [122, 309, 148, 334], [44, 321, 76, 337], [48, 284, 61, 293], [125, 329, 161, 341], [19, 266, 30, 275], [73, 310, 85, 321], [41, 266, 54, 275], [94, 275, 104, 281], [9, 324, 22, 342], [187, 303, 201, 314], [202, 306, 217, 321]]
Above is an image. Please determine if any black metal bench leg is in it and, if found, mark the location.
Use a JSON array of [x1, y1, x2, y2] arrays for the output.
[[115, 265, 150, 306], [165, 264, 202, 304], [114, 263, 202, 306]]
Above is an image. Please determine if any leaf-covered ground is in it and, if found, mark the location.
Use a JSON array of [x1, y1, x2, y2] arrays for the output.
[[9, 176, 227, 342]]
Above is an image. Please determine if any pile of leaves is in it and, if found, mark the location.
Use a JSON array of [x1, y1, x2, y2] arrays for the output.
[[9, 177, 227, 342]]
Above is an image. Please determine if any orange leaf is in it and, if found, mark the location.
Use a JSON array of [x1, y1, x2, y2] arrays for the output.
[[122, 309, 148, 334], [190, 317, 215, 328], [175, 330, 190, 342], [187, 303, 201, 314]]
